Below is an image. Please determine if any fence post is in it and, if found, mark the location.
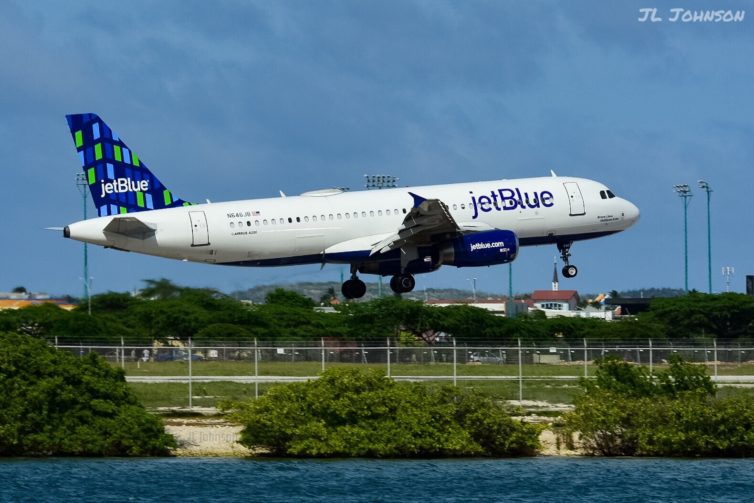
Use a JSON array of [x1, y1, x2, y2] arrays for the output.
[[120, 337, 125, 370], [321, 338, 326, 373], [713, 338, 718, 380], [452, 338, 457, 387], [583, 338, 588, 378], [649, 339, 653, 376], [188, 338, 193, 410], [517, 338, 523, 403], [386, 338, 391, 378], [254, 338, 259, 400]]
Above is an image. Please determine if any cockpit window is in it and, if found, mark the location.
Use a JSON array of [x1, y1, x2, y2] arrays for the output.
[[600, 190, 607, 199], [606, 190, 616, 199]]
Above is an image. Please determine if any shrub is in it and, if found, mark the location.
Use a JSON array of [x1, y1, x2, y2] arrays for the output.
[[566, 356, 754, 456], [0, 332, 176, 456], [228, 367, 539, 457]]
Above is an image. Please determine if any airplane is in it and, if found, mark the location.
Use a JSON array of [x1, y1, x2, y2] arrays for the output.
[[62, 113, 640, 299]]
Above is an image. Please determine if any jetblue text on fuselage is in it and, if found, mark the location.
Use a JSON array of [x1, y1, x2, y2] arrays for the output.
[[469, 187, 554, 219], [100, 178, 149, 198]]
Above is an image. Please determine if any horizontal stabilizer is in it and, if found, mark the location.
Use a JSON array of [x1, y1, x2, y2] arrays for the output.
[[103, 217, 155, 239]]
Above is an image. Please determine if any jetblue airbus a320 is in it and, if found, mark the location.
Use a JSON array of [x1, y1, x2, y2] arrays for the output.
[[62, 114, 640, 299]]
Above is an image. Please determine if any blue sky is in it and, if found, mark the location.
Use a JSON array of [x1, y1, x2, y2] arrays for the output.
[[1, 1, 752, 298]]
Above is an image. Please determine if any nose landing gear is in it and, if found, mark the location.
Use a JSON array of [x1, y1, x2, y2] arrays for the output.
[[557, 241, 578, 278]]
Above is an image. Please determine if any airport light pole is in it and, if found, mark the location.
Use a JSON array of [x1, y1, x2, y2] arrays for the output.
[[364, 174, 398, 190], [674, 184, 692, 293], [698, 180, 713, 293], [75, 173, 91, 314]]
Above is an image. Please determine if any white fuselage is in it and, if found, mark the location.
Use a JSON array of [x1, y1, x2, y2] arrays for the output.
[[65, 176, 639, 270]]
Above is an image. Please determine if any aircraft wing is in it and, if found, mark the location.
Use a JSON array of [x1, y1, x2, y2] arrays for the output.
[[370, 192, 461, 255]]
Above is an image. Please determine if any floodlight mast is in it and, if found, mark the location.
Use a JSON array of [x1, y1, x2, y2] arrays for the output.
[[75, 173, 91, 315], [673, 184, 693, 293], [698, 180, 713, 294], [364, 174, 398, 190]]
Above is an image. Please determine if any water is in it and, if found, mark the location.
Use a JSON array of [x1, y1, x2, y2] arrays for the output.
[[1, 457, 753, 502]]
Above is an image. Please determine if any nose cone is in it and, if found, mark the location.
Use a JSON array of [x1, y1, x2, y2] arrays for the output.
[[623, 200, 640, 227]]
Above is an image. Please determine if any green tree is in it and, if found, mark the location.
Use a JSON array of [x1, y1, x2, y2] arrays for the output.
[[265, 288, 316, 309], [642, 293, 754, 340], [138, 278, 185, 300], [0, 332, 175, 456]]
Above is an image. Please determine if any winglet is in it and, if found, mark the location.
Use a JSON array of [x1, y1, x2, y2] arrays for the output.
[[550, 170, 558, 177], [408, 192, 426, 208]]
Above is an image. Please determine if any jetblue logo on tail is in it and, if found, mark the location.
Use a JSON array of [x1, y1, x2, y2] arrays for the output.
[[100, 178, 149, 198], [66, 113, 190, 216]]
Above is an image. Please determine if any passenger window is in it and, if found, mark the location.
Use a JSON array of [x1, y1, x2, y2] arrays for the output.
[[362, 211, 367, 218], [263, 219, 268, 225], [370, 211, 375, 217], [453, 204, 458, 210], [386, 209, 391, 216], [345, 213, 350, 219], [304, 216, 309, 222], [254, 220, 260, 226], [247, 221, 251, 226], [288, 217, 292, 223], [230, 222, 235, 228], [378, 210, 383, 216], [329, 214, 334, 220], [337, 214, 342, 220], [313, 215, 317, 222], [271, 219, 276, 225], [461, 204, 465, 210], [296, 217, 300, 223], [402, 208, 407, 214]]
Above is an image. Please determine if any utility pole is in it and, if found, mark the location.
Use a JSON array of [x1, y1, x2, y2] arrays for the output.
[[673, 184, 693, 293]]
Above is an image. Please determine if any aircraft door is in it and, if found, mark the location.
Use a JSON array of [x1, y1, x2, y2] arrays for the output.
[[563, 182, 586, 216], [189, 211, 210, 246]]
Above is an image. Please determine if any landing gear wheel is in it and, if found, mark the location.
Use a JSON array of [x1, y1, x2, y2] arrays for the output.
[[342, 278, 367, 299], [562, 265, 578, 278], [390, 274, 415, 294]]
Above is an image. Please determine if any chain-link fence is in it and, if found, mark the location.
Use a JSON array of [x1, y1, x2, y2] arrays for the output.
[[51, 338, 754, 407]]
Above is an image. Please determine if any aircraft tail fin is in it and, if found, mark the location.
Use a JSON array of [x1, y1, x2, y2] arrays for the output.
[[65, 113, 190, 216]]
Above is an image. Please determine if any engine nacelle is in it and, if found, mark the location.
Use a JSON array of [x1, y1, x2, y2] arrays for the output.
[[439, 230, 518, 267]]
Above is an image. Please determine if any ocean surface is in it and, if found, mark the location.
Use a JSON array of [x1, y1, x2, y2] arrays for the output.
[[1, 457, 753, 502]]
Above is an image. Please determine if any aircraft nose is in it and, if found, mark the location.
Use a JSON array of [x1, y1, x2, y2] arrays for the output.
[[623, 200, 640, 226]]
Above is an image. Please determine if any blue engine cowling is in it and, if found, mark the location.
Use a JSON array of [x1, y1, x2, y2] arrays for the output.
[[439, 230, 518, 267]]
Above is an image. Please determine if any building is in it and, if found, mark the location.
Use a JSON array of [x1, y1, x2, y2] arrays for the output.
[[530, 290, 580, 312]]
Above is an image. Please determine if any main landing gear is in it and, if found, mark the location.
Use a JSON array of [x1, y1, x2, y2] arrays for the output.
[[389, 274, 415, 294], [557, 240, 579, 279], [341, 270, 417, 299], [341, 276, 367, 300]]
